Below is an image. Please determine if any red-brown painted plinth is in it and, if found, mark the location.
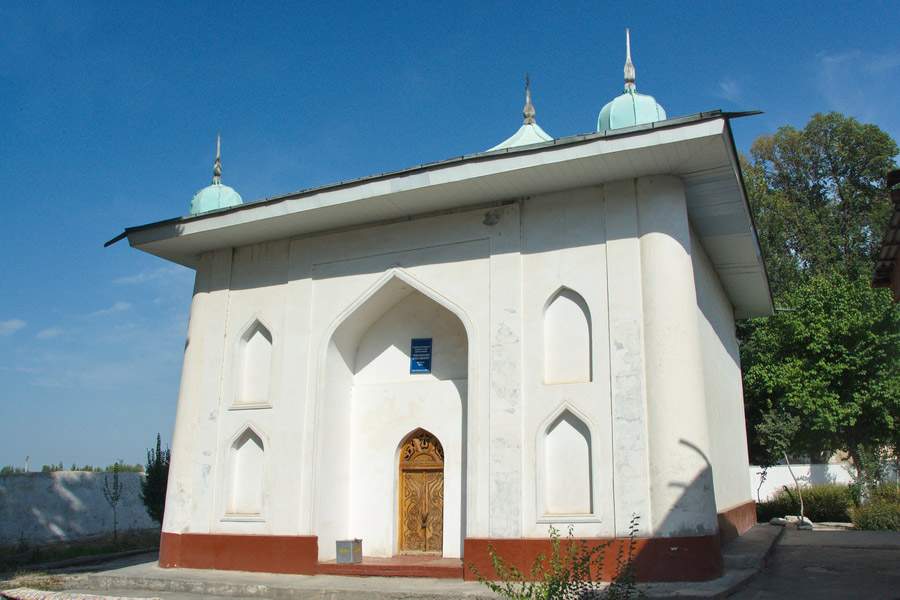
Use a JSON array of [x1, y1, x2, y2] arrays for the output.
[[717, 500, 758, 545], [161, 519, 739, 582], [463, 533, 723, 582], [159, 532, 318, 575]]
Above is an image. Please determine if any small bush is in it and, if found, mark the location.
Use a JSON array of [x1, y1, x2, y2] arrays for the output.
[[873, 483, 900, 504], [851, 500, 900, 531], [756, 484, 855, 523], [801, 483, 855, 522]]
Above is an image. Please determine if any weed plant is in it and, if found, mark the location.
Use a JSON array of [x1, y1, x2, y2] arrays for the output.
[[468, 515, 645, 600]]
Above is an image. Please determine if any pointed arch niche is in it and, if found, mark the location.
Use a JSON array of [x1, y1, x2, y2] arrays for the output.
[[537, 404, 599, 521], [224, 425, 267, 519], [543, 288, 592, 384], [233, 316, 275, 407]]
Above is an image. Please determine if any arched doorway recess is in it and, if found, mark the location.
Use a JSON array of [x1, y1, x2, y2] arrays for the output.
[[315, 270, 471, 560], [399, 429, 444, 554]]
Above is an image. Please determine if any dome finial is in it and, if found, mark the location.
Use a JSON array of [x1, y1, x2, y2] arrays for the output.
[[523, 73, 536, 125], [624, 28, 636, 92], [212, 132, 222, 184], [190, 132, 243, 214], [487, 73, 553, 151]]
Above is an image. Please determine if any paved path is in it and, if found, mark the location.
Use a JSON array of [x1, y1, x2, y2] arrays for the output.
[[15, 526, 900, 600], [728, 529, 900, 600], [46, 526, 783, 600]]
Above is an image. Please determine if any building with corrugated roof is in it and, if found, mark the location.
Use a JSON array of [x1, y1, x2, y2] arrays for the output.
[[110, 31, 773, 581]]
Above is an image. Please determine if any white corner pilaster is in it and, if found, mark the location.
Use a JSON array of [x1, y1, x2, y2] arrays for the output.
[[604, 179, 652, 536], [637, 176, 717, 537], [487, 203, 524, 537]]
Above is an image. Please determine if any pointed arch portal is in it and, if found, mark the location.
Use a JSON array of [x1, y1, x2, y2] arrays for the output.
[[314, 269, 471, 560]]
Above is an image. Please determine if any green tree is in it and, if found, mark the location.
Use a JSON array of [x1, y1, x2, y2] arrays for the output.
[[754, 409, 806, 518], [742, 273, 900, 472], [745, 112, 898, 293], [103, 461, 124, 544], [141, 434, 170, 526], [740, 112, 900, 481]]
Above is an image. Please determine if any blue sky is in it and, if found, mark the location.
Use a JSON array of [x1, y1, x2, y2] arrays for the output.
[[2, 1, 898, 470]]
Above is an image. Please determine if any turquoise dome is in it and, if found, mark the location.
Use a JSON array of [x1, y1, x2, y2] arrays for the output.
[[190, 181, 243, 214], [597, 88, 666, 131], [189, 135, 243, 214], [489, 79, 554, 151], [597, 29, 667, 132]]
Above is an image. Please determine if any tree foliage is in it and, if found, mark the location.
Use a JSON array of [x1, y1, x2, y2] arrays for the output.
[[753, 409, 801, 470], [741, 113, 900, 474], [744, 112, 898, 294], [141, 433, 170, 525]]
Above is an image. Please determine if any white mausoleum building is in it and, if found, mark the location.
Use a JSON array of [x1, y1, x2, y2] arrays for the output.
[[112, 35, 772, 581]]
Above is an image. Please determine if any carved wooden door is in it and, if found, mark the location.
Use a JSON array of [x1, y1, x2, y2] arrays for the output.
[[399, 430, 444, 554]]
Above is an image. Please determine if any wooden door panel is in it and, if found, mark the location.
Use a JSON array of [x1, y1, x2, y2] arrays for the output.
[[401, 471, 426, 552], [399, 430, 444, 555], [425, 471, 443, 553]]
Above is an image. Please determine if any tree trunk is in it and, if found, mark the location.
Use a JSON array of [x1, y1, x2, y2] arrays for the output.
[[847, 445, 864, 480], [784, 452, 805, 522]]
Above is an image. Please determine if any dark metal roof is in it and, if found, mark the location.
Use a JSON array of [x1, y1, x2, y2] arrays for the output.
[[106, 110, 759, 244]]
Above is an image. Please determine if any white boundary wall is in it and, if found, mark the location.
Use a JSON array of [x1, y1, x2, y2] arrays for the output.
[[749, 464, 899, 502], [0, 472, 157, 546]]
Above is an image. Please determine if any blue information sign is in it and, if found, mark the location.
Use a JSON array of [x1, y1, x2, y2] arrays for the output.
[[410, 338, 433, 374]]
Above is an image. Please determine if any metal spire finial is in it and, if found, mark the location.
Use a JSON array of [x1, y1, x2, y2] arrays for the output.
[[624, 28, 636, 92], [523, 73, 536, 125], [212, 133, 222, 184]]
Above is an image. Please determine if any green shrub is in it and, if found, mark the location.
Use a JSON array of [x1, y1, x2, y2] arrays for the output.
[[756, 484, 855, 523], [801, 483, 855, 522], [851, 500, 900, 531], [873, 483, 900, 504]]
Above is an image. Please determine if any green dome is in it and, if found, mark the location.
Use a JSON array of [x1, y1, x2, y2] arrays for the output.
[[190, 181, 243, 214], [189, 134, 243, 214], [597, 29, 667, 132], [597, 89, 666, 131]]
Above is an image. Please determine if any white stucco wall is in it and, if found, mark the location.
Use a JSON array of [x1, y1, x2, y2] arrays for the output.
[[0, 472, 157, 546], [520, 187, 615, 538], [162, 175, 750, 555], [692, 228, 752, 512], [164, 205, 499, 559]]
